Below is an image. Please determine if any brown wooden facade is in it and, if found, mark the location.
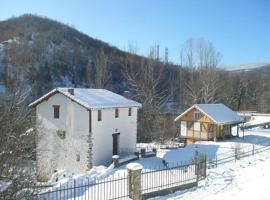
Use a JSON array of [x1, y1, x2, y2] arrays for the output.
[[176, 108, 235, 144]]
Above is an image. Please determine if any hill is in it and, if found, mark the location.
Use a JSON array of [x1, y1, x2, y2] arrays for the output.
[[228, 63, 270, 73], [0, 14, 269, 115], [0, 14, 164, 98]]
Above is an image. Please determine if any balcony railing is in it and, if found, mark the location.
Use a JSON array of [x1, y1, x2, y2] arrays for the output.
[[183, 130, 214, 140]]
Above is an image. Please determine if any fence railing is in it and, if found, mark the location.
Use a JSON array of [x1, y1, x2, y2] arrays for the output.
[[32, 160, 206, 200], [141, 158, 206, 199], [31, 144, 270, 200], [207, 144, 270, 168], [32, 173, 129, 200]]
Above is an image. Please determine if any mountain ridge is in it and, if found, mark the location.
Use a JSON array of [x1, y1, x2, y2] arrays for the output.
[[227, 62, 270, 72], [0, 14, 154, 97]]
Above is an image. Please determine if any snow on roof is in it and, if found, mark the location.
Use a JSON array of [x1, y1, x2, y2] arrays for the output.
[[175, 103, 243, 125], [29, 88, 142, 109]]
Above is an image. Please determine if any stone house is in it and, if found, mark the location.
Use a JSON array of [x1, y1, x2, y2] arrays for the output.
[[29, 88, 141, 180]]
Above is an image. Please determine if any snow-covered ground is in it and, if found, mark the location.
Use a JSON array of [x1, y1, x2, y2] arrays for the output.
[[0, 181, 11, 192], [164, 128, 270, 165], [148, 127, 270, 200], [151, 146, 270, 200], [47, 163, 115, 188], [34, 126, 269, 200], [242, 115, 270, 128]]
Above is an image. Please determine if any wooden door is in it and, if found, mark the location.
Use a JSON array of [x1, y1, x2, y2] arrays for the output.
[[112, 133, 119, 155]]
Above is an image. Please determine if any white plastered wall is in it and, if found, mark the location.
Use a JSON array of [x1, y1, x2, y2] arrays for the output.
[[36, 93, 138, 180], [36, 93, 89, 180], [91, 107, 138, 166]]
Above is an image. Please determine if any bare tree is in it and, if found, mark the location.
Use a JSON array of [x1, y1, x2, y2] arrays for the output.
[[180, 38, 221, 105], [94, 47, 108, 88], [180, 39, 201, 105], [0, 87, 37, 199], [123, 44, 170, 141], [197, 38, 221, 103], [123, 45, 165, 107]]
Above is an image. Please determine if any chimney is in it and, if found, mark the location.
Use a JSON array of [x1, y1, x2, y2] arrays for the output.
[[68, 88, 74, 95], [123, 90, 130, 99]]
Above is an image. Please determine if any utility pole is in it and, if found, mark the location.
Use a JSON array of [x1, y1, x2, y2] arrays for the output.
[[165, 47, 168, 63]]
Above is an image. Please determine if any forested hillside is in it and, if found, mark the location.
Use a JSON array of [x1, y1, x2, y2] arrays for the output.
[[0, 14, 270, 141]]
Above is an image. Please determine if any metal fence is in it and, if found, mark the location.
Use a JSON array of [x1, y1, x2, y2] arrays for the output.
[[141, 160, 206, 199], [207, 144, 270, 168], [31, 144, 270, 200], [32, 160, 206, 200], [32, 173, 129, 200]]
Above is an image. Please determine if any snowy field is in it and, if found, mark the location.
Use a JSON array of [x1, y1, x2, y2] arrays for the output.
[[38, 127, 270, 200], [151, 145, 270, 200], [149, 127, 270, 200]]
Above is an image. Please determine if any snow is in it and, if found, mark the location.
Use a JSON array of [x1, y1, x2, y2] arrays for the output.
[[0, 84, 5, 94], [29, 88, 142, 109], [20, 128, 34, 137], [39, 125, 270, 199], [0, 181, 12, 192], [112, 155, 120, 159], [148, 126, 270, 200], [126, 163, 143, 170], [227, 62, 270, 71], [242, 115, 270, 128], [119, 155, 138, 164], [175, 104, 243, 125], [151, 147, 270, 200], [137, 143, 160, 152], [47, 163, 115, 188]]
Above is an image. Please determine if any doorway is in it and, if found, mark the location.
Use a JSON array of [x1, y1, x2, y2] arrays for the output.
[[112, 133, 120, 155]]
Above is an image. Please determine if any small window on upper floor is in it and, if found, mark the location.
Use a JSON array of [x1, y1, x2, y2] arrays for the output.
[[194, 112, 201, 121], [115, 108, 119, 118], [76, 154, 80, 162], [98, 110, 102, 121], [128, 108, 132, 116], [53, 105, 60, 119]]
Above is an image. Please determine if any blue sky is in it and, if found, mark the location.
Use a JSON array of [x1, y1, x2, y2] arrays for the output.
[[1, 0, 270, 66]]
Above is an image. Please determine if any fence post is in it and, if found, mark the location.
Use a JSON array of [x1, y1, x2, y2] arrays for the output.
[[74, 179, 76, 199], [152, 148, 157, 156], [195, 149, 199, 183], [252, 144, 255, 155], [141, 148, 146, 158], [203, 155, 207, 178], [112, 155, 120, 168], [127, 163, 143, 200], [134, 151, 140, 159]]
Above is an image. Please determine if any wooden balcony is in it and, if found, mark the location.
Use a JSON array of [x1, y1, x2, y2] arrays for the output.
[[180, 130, 215, 141]]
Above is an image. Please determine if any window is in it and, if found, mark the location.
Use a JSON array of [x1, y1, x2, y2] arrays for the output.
[[194, 112, 201, 121], [89, 110, 92, 132], [76, 154, 80, 162], [53, 105, 60, 119], [208, 124, 214, 132], [98, 110, 102, 121], [128, 108, 132, 116], [56, 130, 66, 139], [115, 108, 119, 118], [194, 122, 200, 131]]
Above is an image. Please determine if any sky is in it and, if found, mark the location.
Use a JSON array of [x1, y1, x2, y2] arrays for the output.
[[1, 0, 270, 67]]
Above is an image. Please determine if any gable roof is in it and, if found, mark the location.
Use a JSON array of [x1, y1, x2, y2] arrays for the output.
[[29, 88, 142, 109], [175, 103, 243, 125]]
